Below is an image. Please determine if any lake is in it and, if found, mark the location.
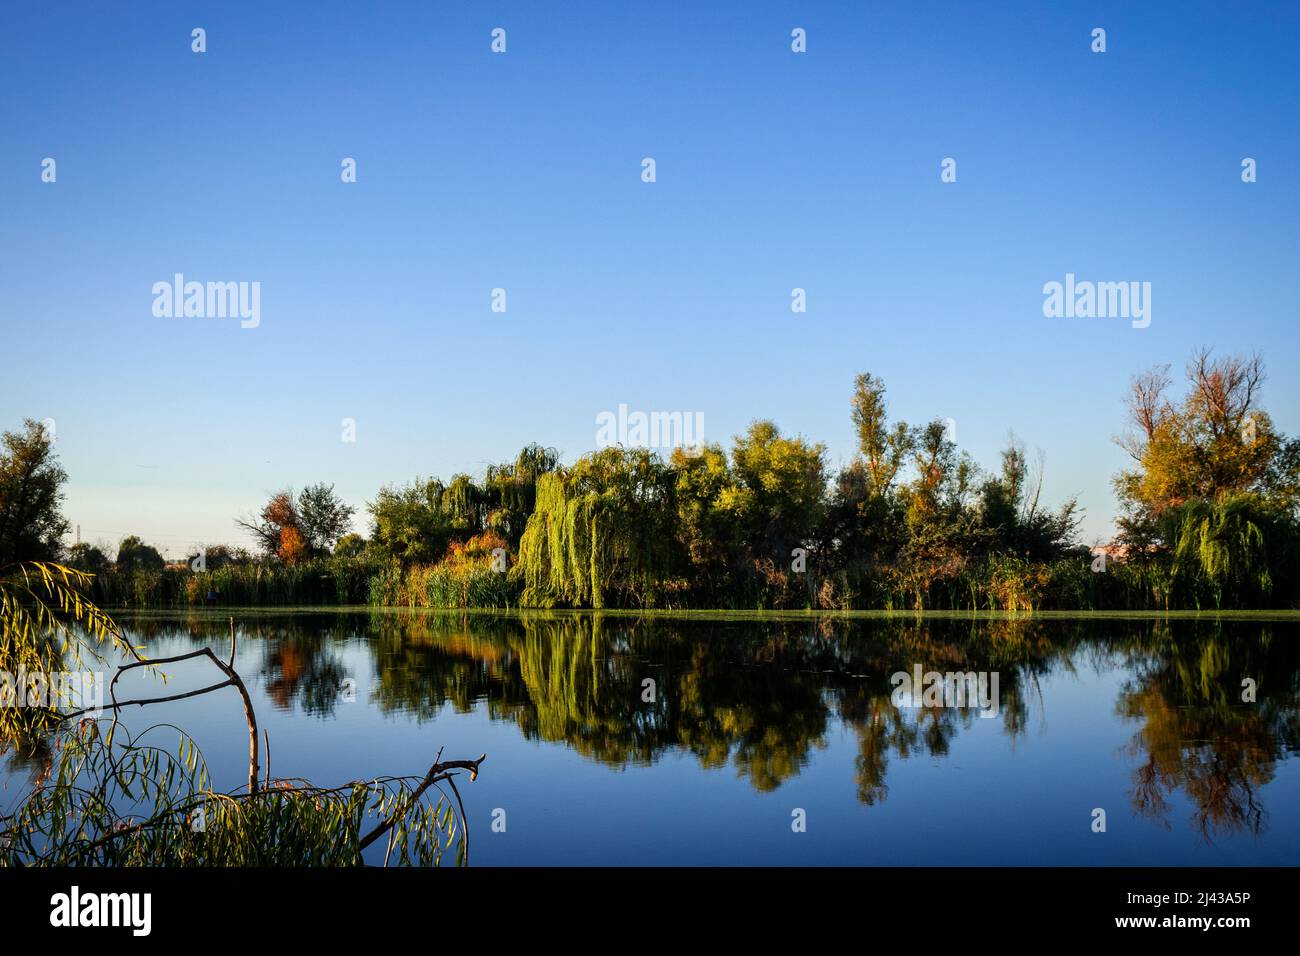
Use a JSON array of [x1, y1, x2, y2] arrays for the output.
[[4, 609, 1298, 866]]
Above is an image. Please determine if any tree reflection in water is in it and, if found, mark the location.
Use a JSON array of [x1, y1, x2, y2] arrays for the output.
[[80, 610, 1300, 843], [1115, 619, 1300, 840]]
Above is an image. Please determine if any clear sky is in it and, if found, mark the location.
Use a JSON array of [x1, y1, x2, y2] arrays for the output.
[[3, 1, 1298, 558]]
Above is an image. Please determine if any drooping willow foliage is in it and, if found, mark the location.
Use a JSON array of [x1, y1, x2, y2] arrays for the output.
[[1164, 494, 1294, 608], [519, 448, 680, 609], [0, 562, 136, 747], [0, 564, 486, 866], [485, 443, 562, 545], [1, 720, 477, 867], [369, 444, 561, 566]]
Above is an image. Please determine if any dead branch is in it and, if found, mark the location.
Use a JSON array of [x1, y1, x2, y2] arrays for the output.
[[357, 753, 486, 852]]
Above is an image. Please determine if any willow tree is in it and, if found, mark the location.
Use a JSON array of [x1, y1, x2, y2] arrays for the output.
[[483, 444, 560, 548], [441, 473, 483, 533], [1164, 494, 1295, 608], [518, 447, 678, 608]]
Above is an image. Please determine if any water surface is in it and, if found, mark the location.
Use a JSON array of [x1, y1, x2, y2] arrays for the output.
[[4, 609, 1298, 865]]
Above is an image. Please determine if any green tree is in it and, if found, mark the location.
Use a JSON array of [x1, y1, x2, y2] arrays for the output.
[[333, 533, 368, 558], [184, 544, 251, 572], [901, 420, 975, 529], [822, 377, 913, 597], [0, 420, 70, 566], [115, 535, 164, 572], [297, 483, 356, 555], [367, 446, 559, 566], [368, 478, 459, 565], [892, 421, 982, 606], [723, 420, 827, 563], [66, 542, 111, 576], [482, 444, 560, 548], [978, 435, 1081, 560], [671, 443, 740, 601], [239, 485, 354, 562], [850, 373, 913, 499]]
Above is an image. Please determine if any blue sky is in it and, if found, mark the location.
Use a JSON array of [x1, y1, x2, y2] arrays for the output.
[[2, 1, 1298, 557]]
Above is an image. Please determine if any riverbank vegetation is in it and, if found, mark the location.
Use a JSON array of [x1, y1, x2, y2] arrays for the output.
[[4, 349, 1297, 611]]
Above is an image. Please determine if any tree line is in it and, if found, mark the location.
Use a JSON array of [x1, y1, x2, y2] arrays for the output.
[[3, 348, 1297, 610]]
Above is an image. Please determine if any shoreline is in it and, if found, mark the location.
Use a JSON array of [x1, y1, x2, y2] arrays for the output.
[[104, 605, 1300, 622]]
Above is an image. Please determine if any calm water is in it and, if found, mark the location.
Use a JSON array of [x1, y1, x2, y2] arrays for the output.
[[4, 609, 1299, 866]]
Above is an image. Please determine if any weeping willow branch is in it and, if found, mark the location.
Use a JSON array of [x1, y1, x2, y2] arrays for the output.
[[518, 450, 678, 609], [1, 571, 486, 866], [2, 720, 483, 866], [356, 751, 486, 852], [1, 561, 144, 746]]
